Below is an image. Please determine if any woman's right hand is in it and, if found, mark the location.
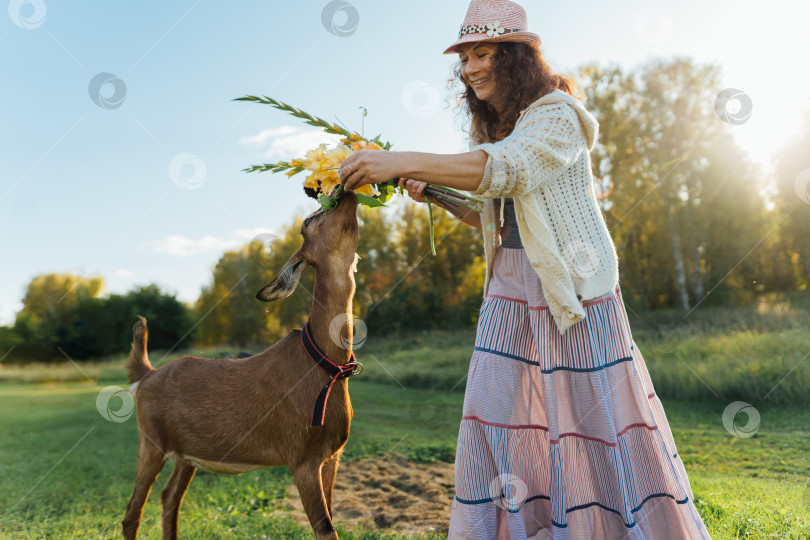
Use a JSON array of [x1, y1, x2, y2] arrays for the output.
[[398, 178, 428, 203]]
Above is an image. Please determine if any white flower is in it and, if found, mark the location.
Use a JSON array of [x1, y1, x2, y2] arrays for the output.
[[486, 21, 505, 37]]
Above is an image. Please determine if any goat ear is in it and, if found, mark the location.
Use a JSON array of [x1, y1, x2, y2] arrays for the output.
[[256, 253, 307, 302]]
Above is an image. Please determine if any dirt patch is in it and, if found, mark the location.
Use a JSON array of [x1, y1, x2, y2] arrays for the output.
[[286, 454, 455, 536]]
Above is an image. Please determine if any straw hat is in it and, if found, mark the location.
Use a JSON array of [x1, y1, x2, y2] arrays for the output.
[[443, 0, 541, 55]]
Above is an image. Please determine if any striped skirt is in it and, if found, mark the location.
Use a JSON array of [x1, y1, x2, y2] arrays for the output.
[[448, 247, 711, 540]]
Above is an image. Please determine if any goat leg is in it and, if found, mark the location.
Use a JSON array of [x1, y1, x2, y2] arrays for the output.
[[122, 441, 166, 539], [320, 454, 340, 519], [160, 458, 197, 540], [292, 461, 339, 540]]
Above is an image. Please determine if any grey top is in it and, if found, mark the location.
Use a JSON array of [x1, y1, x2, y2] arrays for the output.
[[496, 198, 523, 249]]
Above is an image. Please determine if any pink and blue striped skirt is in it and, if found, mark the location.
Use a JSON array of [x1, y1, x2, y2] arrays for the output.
[[448, 247, 711, 539]]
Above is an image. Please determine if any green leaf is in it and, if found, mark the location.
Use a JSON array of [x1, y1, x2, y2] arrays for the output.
[[356, 193, 387, 208], [317, 193, 339, 212], [376, 184, 395, 204]]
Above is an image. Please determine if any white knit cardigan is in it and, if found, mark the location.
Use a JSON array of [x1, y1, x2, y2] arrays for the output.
[[469, 90, 619, 334]]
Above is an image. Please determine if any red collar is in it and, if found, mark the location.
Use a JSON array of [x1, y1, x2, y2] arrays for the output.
[[301, 322, 362, 427]]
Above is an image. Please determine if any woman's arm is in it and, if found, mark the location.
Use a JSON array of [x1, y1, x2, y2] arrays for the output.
[[340, 149, 489, 193]]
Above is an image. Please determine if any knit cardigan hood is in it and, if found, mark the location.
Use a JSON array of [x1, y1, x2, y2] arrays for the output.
[[470, 90, 619, 334]]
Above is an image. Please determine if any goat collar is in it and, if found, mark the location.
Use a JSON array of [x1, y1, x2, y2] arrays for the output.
[[301, 321, 363, 427]]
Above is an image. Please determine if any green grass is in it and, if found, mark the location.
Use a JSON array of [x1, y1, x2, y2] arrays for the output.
[[353, 296, 810, 407], [0, 377, 808, 538], [1, 296, 809, 538], [0, 379, 454, 540], [6, 293, 808, 406]]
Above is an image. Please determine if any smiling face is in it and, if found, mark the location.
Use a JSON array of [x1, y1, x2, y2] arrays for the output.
[[459, 42, 500, 110]]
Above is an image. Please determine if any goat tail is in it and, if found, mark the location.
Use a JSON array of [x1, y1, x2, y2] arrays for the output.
[[127, 315, 154, 384]]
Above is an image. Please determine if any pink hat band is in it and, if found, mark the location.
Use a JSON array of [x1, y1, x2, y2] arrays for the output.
[[444, 0, 541, 55]]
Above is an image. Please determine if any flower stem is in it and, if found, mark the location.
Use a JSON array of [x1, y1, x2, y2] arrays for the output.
[[430, 184, 484, 205], [426, 199, 436, 256], [429, 191, 482, 214], [426, 187, 481, 207]]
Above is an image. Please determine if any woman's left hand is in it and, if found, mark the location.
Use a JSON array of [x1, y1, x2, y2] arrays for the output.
[[339, 150, 402, 192]]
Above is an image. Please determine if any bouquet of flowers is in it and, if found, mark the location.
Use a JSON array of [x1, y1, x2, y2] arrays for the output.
[[234, 95, 483, 234]]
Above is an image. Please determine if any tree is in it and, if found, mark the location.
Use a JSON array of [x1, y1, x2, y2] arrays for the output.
[[11, 273, 104, 360], [192, 199, 486, 346], [579, 57, 770, 309], [772, 106, 810, 291], [2, 274, 193, 362], [363, 202, 483, 332], [194, 220, 310, 348], [353, 205, 402, 318], [70, 285, 195, 358]]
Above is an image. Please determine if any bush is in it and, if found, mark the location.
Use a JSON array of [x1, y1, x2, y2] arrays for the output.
[[1, 284, 194, 363]]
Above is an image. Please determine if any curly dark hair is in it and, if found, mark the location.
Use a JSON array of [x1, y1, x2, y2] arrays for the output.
[[453, 42, 578, 143]]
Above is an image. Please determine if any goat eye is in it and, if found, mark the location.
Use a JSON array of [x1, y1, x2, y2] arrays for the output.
[[304, 216, 314, 227]]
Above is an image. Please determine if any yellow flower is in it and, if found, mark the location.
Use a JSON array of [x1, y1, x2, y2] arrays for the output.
[[355, 184, 379, 197], [303, 144, 329, 171], [338, 133, 363, 143], [312, 169, 332, 182], [303, 173, 319, 190], [319, 173, 340, 195], [298, 141, 383, 198], [349, 140, 383, 151], [324, 144, 353, 170]]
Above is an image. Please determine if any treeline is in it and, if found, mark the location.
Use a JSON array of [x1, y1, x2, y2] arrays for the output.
[[1, 57, 807, 362], [192, 202, 485, 348], [1, 274, 193, 362], [581, 58, 808, 308], [0, 206, 482, 362]]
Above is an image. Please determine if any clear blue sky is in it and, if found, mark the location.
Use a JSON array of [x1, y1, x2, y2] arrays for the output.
[[0, 0, 804, 324]]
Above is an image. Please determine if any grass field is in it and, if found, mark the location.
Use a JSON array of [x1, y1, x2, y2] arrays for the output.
[[1, 296, 809, 538]]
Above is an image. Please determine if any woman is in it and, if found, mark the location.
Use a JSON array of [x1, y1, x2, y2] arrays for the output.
[[340, 1, 711, 538]]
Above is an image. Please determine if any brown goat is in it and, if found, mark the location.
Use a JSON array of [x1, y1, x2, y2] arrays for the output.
[[122, 193, 360, 540]]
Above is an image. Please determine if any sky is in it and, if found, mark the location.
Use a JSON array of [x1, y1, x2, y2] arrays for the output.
[[0, 0, 806, 325]]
